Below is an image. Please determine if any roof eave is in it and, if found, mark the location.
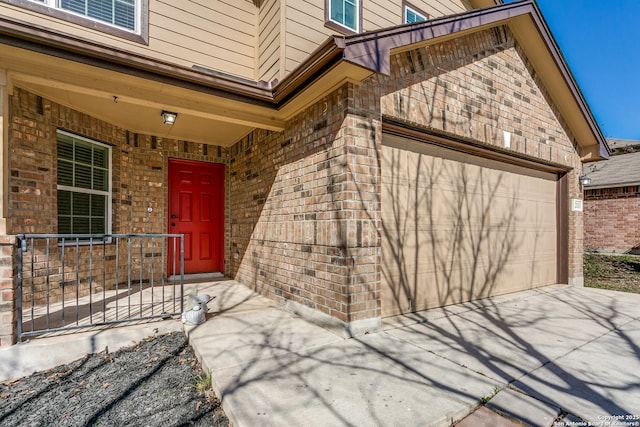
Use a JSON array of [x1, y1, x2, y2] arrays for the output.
[[585, 181, 640, 190], [0, 13, 355, 112], [337, 0, 609, 161], [0, 1, 610, 159], [0, 14, 277, 105], [522, 1, 610, 159], [271, 37, 347, 105]]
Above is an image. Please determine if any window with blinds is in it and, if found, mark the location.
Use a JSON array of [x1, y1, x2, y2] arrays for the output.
[[404, 5, 427, 24], [31, 0, 136, 32], [56, 131, 112, 236]]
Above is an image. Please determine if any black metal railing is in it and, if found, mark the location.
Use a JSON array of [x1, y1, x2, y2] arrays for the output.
[[16, 234, 184, 342]]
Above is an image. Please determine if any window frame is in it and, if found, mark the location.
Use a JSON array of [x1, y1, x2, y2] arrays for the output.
[[403, 2, 429, 24], [2, 0, 149, 44], [325, 0, 362, 35], [56, 130, 113, 238]]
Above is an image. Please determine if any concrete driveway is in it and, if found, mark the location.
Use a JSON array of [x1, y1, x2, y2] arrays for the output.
[[185, 281, 640, 426], [2, 280, 638, 426]]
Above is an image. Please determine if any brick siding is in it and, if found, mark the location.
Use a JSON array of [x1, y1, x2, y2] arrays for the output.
[[584, 186, 640, 253], [228, 26, 584, 322], [228, 88, 381, 322], [6, 88, 229, 323], [2, 24, 588, 341]]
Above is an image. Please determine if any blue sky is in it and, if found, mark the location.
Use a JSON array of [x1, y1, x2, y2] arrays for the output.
[[506, 0, 639, 140]]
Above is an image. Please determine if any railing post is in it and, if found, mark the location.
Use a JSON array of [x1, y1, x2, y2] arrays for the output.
[[180, 235, 184, 313], [0, 235, 18, 346]]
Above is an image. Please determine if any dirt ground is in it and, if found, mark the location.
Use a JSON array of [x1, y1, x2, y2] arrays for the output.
[[0, 331, 229, 427], [584, 253, 640, 294]]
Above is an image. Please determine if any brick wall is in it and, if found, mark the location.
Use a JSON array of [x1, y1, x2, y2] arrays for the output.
[[228, 25, 586, 323], [374, 29, 579, 165], [228, 87, 381, 323], [0, 235, 16, 346], [7, 88, 228, 307], [584, 186, 640, 253]]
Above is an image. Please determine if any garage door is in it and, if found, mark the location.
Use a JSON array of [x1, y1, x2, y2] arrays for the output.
[[381, 134, 559, 317]]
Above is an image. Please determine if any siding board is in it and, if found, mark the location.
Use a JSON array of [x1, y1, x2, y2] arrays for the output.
[[364, 0, 399, 30], [407, 0, 469, 18], [154, 2, 254, 46], [3, 0, 474, 82], [258, 0, 281, 82], [0, 0, 258, 80], [284, 1, 330, 76], [282, 0, 470, 76], [285, 20, 328, 51], [150, 26, 254, 70]]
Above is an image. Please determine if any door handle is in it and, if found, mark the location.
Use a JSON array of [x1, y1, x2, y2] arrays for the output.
[[171, 222, 176, 227], [171, 214, 178, 219]]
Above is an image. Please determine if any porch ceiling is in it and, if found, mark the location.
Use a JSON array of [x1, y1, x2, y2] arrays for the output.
[[3, 42, 370, 147], [3, 45, 283, 147], [17, 79, 258, 147]]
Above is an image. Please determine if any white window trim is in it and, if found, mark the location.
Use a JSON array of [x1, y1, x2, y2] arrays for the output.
[[404, 5, 427, 23], [31, 0, 140, 34], [328, 0, 360, 33], [57, 130, 113, 238]]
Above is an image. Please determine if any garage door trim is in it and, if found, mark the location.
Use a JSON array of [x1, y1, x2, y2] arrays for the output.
[[383, 118, 570, 175]]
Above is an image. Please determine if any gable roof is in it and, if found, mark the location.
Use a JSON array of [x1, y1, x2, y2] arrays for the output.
[[0, 0, 609, 158], [607, 138, 640, 152], [333, 0, 608, 160], [584, 151, 640, 189]]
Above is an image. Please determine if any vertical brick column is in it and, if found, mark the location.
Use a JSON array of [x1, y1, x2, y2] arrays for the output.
[[332, 110, 382, 323], [0, 70, 8, 234], [0, 70, 16, 346], [568, 170, 584, 286], [0, 235, 16, 346]]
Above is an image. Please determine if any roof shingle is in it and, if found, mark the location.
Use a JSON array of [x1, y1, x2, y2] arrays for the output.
[[584, 150, 640, 188]]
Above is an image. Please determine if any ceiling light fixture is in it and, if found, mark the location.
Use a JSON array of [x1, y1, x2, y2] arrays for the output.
[[161, 110, 178, 125]]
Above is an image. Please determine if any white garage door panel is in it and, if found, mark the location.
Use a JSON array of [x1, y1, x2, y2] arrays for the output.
[[382, 135, 558, 317]]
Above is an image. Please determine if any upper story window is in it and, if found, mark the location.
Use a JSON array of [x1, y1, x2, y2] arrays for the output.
[[403, 3, 428, 23], [57, 131, 112, 236], [3, 0, 148, 43], [326, 0, 360, 33], [32, 0, 136, 31]]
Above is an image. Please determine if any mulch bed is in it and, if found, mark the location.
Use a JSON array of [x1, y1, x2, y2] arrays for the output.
[[0, 331, 229, 427]]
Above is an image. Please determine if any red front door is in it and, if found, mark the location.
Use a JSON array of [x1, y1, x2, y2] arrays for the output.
[[168, 159, 225, 274]]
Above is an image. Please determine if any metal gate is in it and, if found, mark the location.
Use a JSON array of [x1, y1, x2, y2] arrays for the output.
[[16, 234, 184, 342]]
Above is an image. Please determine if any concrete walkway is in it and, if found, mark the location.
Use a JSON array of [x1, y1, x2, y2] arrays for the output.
[[0, 319, 183, 382], [2, 281, 639, 426], [186, 281, 640, 427]]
